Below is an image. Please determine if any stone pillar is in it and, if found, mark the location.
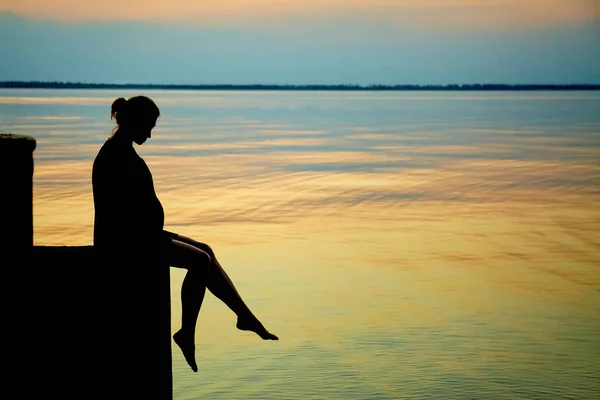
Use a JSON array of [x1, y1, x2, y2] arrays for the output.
[[0, 134, 36, 254], [0, 133, 36, 394]]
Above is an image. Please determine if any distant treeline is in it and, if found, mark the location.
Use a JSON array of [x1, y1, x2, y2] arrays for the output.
[[1, 81, 599, 91]]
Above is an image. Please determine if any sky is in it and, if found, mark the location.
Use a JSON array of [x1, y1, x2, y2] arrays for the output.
[[1, 0, 599, 85]]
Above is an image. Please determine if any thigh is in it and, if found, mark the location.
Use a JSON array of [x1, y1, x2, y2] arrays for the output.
[[168, 232, 213, 256], [165, 238, 211, 270]]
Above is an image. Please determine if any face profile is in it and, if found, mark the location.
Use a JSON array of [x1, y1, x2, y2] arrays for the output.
[[110, 96, 160, 145], [131, 117, 157, 145]]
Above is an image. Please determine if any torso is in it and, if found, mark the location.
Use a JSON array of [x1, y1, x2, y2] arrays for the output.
[[92, 137, 164, 251]]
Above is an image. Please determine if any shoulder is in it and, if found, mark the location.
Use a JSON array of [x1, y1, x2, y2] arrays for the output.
[[94, 138, 133, 163], [93, 139, 128, 177], [95, 138, 114, 156]]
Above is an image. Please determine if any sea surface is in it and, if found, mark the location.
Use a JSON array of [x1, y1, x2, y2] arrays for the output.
[[1, 89, 599, 399]]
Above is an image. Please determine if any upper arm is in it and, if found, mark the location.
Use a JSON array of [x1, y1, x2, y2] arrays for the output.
[[92, 152, 136, 225]]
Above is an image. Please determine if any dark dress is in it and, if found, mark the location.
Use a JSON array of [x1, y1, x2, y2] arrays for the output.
[[92, 135, 166, 260]]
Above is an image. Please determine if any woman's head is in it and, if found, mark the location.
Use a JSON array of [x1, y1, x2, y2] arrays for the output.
[[111, 96, 160, 145]]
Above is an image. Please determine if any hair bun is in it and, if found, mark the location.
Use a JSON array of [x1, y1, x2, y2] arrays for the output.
[[110, 97, 128, 120]]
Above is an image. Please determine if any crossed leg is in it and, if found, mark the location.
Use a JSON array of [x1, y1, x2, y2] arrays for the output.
[[167, 232, 278, 372]]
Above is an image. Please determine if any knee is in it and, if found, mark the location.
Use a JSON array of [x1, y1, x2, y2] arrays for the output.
[[178, 235, 215, 258], [183, 250, 211, 279], [170, 239, 212, 272], [195, 242, 215, 258], [179, 247, 211, 270], [194, 249, 212, 266]]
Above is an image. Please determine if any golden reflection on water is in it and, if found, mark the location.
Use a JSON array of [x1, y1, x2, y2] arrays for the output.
[[10, 90, 600, 398], [33, 146, 600, 385], [33, 150, 600, 300]]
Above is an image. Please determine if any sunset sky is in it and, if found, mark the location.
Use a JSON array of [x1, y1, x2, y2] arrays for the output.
[[1, 0, 599, 84]]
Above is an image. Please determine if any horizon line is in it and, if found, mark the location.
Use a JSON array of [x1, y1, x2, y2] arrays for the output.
[[1, 81, 600, 91]]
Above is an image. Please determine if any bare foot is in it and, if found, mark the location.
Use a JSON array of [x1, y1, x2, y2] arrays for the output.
[[236, 317, 279, 340], [173, 330, 198, 372]]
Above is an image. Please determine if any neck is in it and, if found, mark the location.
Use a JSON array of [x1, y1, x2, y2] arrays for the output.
[[112, 128, 133, 146]]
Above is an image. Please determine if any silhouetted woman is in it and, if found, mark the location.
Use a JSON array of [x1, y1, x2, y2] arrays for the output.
[[92, 96, 278, 373]]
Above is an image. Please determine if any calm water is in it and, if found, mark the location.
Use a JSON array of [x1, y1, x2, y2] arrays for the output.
[[1, 89, 599, 399]]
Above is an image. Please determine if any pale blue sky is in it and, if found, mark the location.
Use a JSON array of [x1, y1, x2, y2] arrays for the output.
[[1, 8, 599, 85]]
